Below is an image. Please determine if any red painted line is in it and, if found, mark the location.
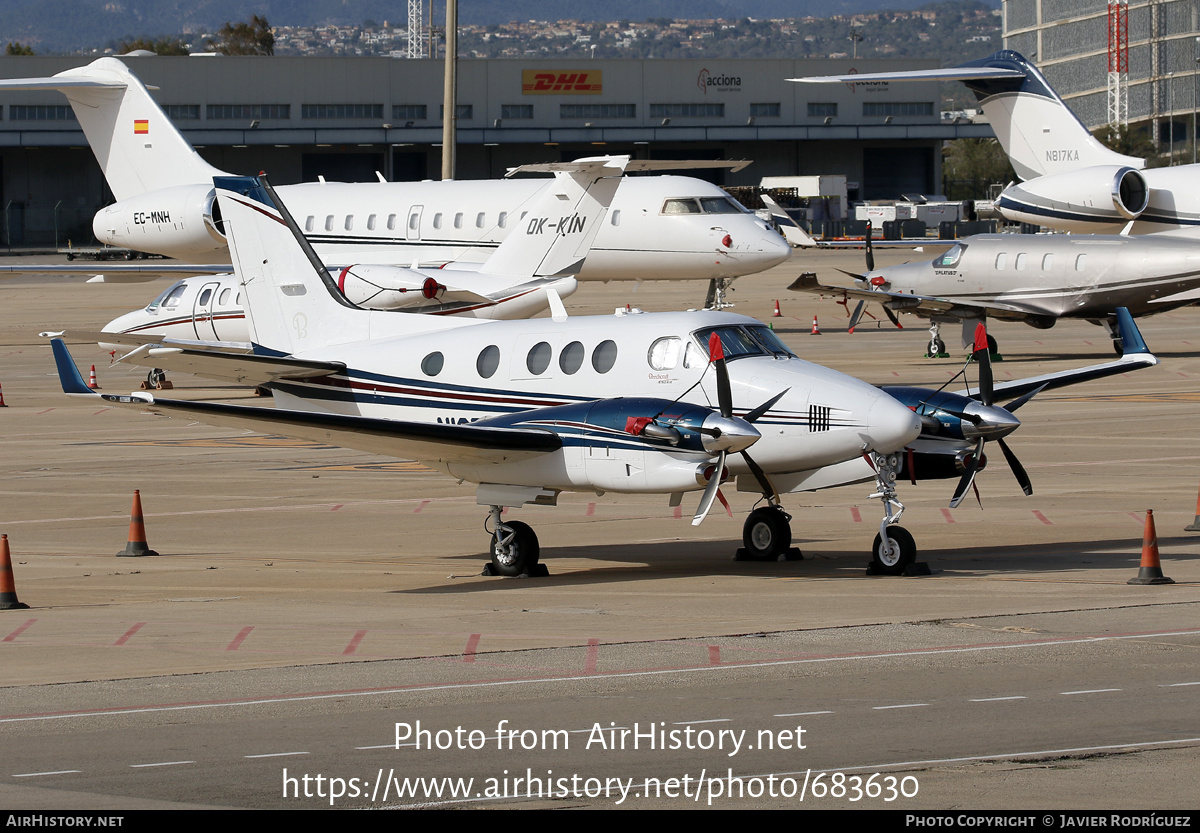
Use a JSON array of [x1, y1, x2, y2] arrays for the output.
[[330, 504, 343, 511], [413, 500, 430, 514], [891, 371, 900, 377], [585, 638, 600, 675], [113, 622, 147, 646], [226, 626, 253, 651], [940, 508, 956, 523], [343, 629, 367, 656], [708, 646, 721, 665], [91, 408, 110, 415], [1128, 512, 1147, 524], [850, 507, 862, 523], [1178, 372, 1189, 378], [463, 633, 480, 662], [1083, 340, 1093, 346], [585, 502, 595, 517], [2, 619, 36, 642], [1032, 511, 1053, 525], [673, 505, 682, 519], [35, 409, 53, 415]]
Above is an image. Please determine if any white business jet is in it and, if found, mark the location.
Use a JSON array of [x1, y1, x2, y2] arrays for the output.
[[792, 50, 1200, 237], [0, 57, 789, 287], [52, 158, 932, 577]]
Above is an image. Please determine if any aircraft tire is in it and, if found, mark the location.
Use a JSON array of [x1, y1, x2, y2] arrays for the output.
[[928, 336, 945, 356], [742, 506, 792, 560], [871, 526, 916, 576], [490, 520, 540, 577]]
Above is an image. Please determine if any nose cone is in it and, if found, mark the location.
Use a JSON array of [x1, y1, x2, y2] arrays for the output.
[[756, 224, 793, 269], [700, 414, 762, 454], [864, 394, 922, 454], [962, 403, 1021, 441]]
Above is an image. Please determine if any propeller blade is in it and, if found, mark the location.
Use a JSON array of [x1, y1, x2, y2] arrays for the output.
[[707, 332, 733, 419], [864, 221, 875, 272], [1002, 383, 1047, 414], [744, 387, 790, 423], [949, 439, 985, 509], [692, 451, 726, 526], [740, 450, 780, 504], [882, 306, 902, 329], [836, 268, 867, 281], [997, 437, 1033, 496], [848, 300, 866, 333], [972, 322, 994, 407]]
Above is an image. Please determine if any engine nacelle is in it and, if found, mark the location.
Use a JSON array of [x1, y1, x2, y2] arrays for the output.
[[997, 165, 1149, 232], [92, 184, 227, 259], [336, 264, 449, 310]]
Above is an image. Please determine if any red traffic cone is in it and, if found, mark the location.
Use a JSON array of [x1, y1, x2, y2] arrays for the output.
[[811, 315, 822, 335], [0, 381, 6, 407], [0, 535, 29, 610], [772, 300, 782, 318], [1128, 510, 1173, 585], [88, 365, 100, 390], [118, 490, 159, 557], [1184, 480, 1200, 531]]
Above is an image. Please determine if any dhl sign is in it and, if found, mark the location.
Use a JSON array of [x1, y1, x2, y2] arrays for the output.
[[522, 70, 602, 95]]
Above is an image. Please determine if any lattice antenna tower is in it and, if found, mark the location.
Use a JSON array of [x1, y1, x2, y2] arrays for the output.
[[1107, 0, 1130, 135], [407, 0, 426, 59]]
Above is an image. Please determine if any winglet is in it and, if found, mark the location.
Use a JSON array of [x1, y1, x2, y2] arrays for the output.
[[51, 338, 98, 396], [1114, 307, 1150, 357]]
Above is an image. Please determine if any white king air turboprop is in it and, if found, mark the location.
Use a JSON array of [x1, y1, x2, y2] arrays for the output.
[[51, 159, 932, 577]]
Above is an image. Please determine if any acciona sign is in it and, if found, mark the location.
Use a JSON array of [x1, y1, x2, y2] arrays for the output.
[[697, 67, 741, 94]]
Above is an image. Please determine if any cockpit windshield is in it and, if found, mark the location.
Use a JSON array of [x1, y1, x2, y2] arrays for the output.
[[692, 324, 796, 361], [147, 281, 187, 312], [934, 243, 966, 269], [663, 196, 749, 215]]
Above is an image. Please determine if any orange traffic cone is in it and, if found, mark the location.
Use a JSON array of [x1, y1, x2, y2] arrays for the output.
[[1185, 480, 1200, 531], [811, 315, 822, 335], [1128, 510, 1173, 585], [773, 300, 782, 318], [118, 490, 159, 557], [0, 535, 29, 610], [0, 381, 7, 407], [88, 365, 99, 390]]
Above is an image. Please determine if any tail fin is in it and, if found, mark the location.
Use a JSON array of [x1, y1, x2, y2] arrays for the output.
[[0, 58, 223, 201], [481, 156, 628, 278]]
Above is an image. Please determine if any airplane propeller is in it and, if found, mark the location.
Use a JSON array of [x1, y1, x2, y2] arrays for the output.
[[947, 322, 1034, 508], [841, 222, 902, 332]]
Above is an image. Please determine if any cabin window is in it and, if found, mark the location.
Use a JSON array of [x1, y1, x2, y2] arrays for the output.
[[345, 215, 354, 231], [325, 215, 334, 232], [1042, 253, 1053, 270], [648, 337, 682, 370], [519, 211, 528, 221], [367, 214, 377, 231], [560, 341, 584, 374], [387, 214, 397, 231], [994, 253, 1007, 270], [1076, 254, 1087, 271], [476, 345, 500, 378], [526, 342, 552, 375], [197, 288, 213, 307], [421, 352, 444, 377], [304, 216, 315, 232], [592, 340, 618, 373], [218, 288, 231, 305], [433, 213, 443, 230], [409, 213, 419, 231], [662, 199, 702, 215], [498, 211, 508, 228], [454, 213, 464, 229], [611, 210, 621, 226], [476, 212, 486, 228], [1014, 253, 1027, 271]]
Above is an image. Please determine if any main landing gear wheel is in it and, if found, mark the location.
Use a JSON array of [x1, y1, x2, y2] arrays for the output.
[[146, 368, 167, 387], [489, 520, 540, 577], [927, 336, 946, 358], [870, 525, 916, 576], [739, 506, 800, 561]]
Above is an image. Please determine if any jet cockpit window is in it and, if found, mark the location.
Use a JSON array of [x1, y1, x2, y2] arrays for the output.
[[648, 337, 682, 370], [934, 243, 966, 269], [699, 197, 743, 214], [745, 325, 795, 358], [148, 281, 187, 312], [692, 325, 796, 361], [662, 199, 702, 215]]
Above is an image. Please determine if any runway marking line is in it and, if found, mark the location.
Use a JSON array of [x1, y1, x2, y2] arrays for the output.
[[775, 711, 833, 717], [463, 633, 480, 662], [4, 627, 1198, 725], [1032, 510, 1053, 525], [1061, 688, 1121, 695], [343, 629, 367, 656], [584, 638, 600, 674], [941, 508, 955, 523], [3, 619, 36, 642], [873, 703, 928, 710], [130, 761, 193, 768], [113, 622, 146, 646], [708, 645, 721, 665], [244, 752, 308, 759], [850, 507, 862, 523], [226, 626, 253, 652], [969, 696, 1026, 702], [12, 770, 81, 777]]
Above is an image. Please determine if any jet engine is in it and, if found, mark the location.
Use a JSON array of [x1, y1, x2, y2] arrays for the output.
[[92, 184, 228, 259], [996, 165, 1149, 232], [337, 264, 451, 310]]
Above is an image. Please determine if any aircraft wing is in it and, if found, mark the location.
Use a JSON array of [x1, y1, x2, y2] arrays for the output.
[[507, 158, 751, 176], [52, 339, 560, 465], [0, 263, 231, 282], [787, 272, 1045, 322], [789, 67, 1025, 84]]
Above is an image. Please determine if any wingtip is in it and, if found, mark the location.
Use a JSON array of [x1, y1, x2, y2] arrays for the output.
[[50, 338, 97, 396]]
